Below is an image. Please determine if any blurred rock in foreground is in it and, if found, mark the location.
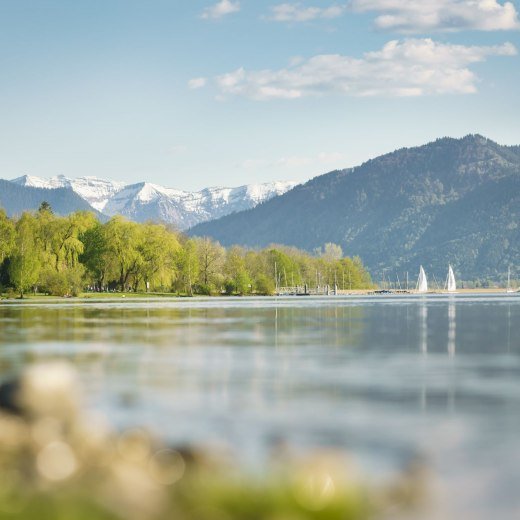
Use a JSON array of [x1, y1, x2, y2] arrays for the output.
[[0, 363, 429, 519]]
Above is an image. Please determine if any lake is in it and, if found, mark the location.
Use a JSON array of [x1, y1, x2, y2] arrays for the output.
[[1, 294, 519, 518]]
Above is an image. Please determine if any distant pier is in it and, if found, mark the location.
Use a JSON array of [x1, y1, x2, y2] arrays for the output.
[[276, 285, 334, 296]]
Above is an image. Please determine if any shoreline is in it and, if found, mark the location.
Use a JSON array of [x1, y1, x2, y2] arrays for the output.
[[1, 287, 517, 302]]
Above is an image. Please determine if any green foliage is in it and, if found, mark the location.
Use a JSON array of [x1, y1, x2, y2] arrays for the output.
[[102, 216, 142, 291], [193, 283, 214, 296], [0, 207, 374, 296], [79, 223, 110, 286], [224, 247, 251, 295], [8, 213, 41, 297], [40, 265, 85, 296], [268, 247, 302, 287], [174, 238, 199, 296], [254, 273, 276, 295], [195, 236, 225, 287], [0, 209, 15, 264], [38, 200, 53, 214], [138, 223, 180, 290]]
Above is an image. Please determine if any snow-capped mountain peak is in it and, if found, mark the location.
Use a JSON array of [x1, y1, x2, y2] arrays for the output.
[[9, 175, 297, 229], [11, 174, 126, 212], [11, 174, 55, 189], [103, 180, 297, 229]]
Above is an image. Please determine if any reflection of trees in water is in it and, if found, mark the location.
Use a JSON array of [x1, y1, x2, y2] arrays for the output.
[[2, 299, 520, 432], [0, 303, 368, 401], [0, 304, 241, 346], [272, 304, 366, 350]]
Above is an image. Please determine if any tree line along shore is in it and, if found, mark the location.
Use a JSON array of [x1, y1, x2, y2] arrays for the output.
[[0, 204, 373, 298]]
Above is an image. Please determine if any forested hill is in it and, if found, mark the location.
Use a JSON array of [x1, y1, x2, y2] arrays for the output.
[[0, 180, 98, 217], [189, 135, 520, 281]]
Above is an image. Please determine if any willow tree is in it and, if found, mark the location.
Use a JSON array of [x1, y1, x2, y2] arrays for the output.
[[0, 209, 15, 265], [45, 212, 97, 271], [224, 246, 251, 295], [174, 239, 199, 296], [136, 223, 180, 291], [103, 217, 142, 291], [9, 213, 41, 297], [194, 237, 225, 290]]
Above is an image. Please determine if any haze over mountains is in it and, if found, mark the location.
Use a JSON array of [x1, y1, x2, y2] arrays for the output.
[[190, 135, 520, 281], [3, 176, 296, 230]]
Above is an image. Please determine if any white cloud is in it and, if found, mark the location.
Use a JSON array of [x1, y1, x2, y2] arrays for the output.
[[201, 0, 241, 20], [267, 1, 520, 31], [269, 3, 347, 22], [351, 0, 520, 32], [206, 39, 516, 100], [188, 77, 208, 89]]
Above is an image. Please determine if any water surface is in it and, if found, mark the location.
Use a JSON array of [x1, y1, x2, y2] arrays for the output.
[[1, 294, 519, 518]]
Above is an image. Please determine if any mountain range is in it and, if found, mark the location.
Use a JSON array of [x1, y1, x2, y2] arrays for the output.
[[4, 175, 296, 230], [189, 135, 520, 281], [2, 135, 518, 280], [0, 179, 101, 218]]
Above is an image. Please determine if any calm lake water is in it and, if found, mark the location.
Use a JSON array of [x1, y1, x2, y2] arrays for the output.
[[1, 294, 519, 518]]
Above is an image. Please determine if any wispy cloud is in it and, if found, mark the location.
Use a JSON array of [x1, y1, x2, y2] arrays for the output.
[[267, 1, 520, 32], [188, 77, 208, 89], [351, 0, 520, 33], [196, 39, 516, 100], [268, 3, 347, 22], [201, 0, 241, 20]]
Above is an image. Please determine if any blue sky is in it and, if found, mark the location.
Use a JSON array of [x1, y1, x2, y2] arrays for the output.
[[0, 0, 519, 190]]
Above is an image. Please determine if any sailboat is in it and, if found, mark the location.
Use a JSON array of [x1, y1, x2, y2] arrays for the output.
[[416, 265, 428, 293], [446, 264, 457, 293], [506, 267, 514, 293]]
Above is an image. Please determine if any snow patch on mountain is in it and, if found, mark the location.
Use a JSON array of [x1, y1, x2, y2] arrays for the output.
[[10, 175, 297, 229], [103, 181, 297, 229]]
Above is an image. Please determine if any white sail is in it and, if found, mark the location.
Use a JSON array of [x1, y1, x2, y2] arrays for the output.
[[447, 265, 456, 292], [417, 265, 428, 293]]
